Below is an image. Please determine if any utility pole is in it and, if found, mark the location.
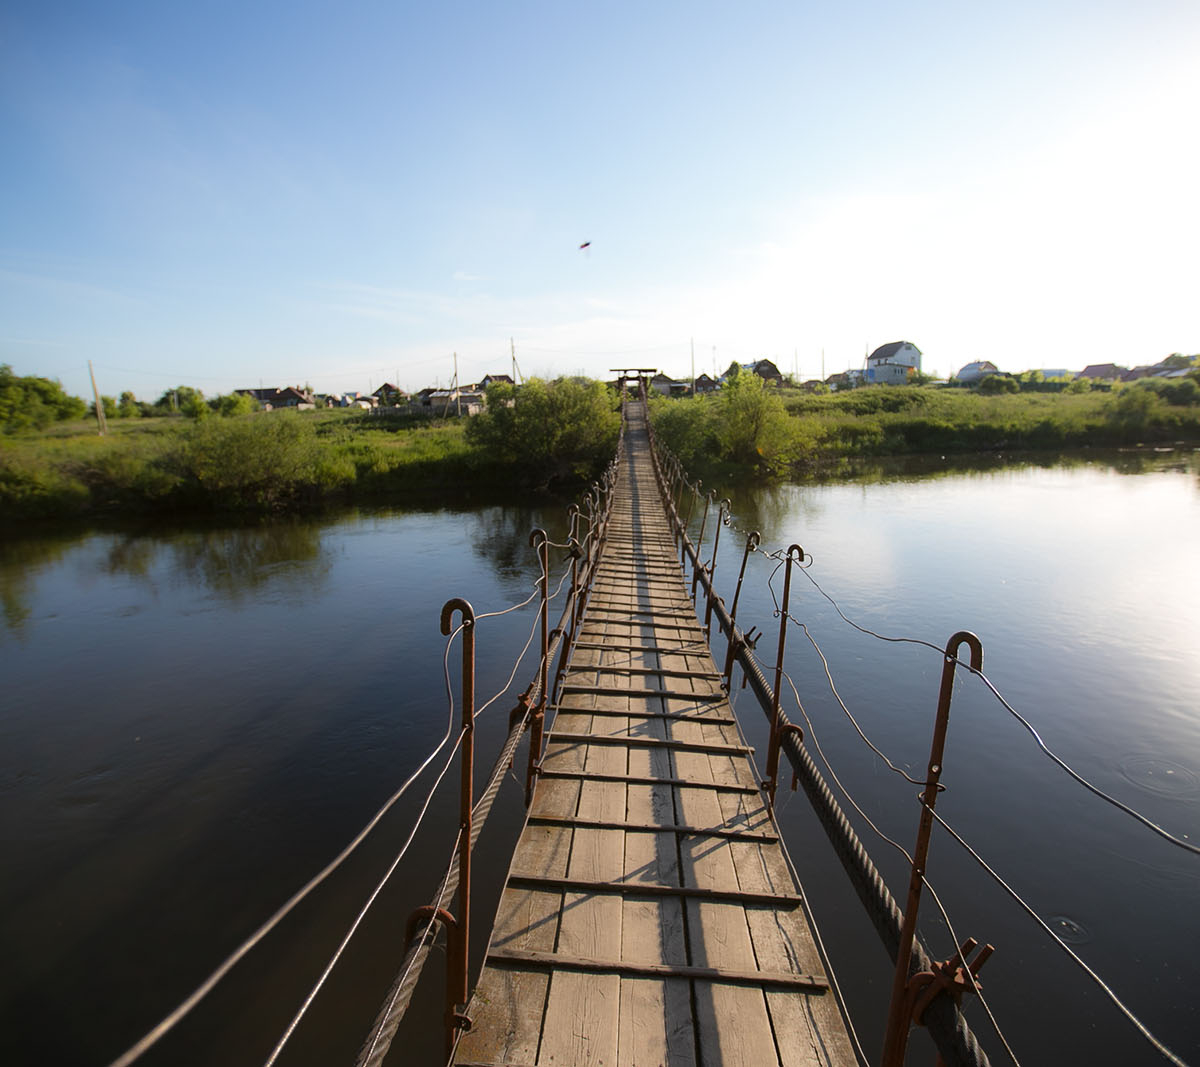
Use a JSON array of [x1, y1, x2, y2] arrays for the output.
[[821, 348, 825, 381], [88, 360, 107, 435], [454, 353, 461, 417], [690, 337, 695, 394]]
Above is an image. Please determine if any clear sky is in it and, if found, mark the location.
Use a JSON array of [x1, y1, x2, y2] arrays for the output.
[[2, 1, 1198, 401]]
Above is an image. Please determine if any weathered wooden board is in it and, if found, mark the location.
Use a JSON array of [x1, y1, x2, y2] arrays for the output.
[[452, 401, 853, 1067]]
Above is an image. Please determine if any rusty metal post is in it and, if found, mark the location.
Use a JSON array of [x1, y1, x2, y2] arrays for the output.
[[691, 490, 715, 600], [704, 500, 731, 640], [565, 505, 581, 652], [681, 480, 701, 563], [525, 529, 550, 805], [439, 597, 476, 1054], [881, 631, 984, 1067], [722, 531, 761, 688], [765, 544, 804, 809]]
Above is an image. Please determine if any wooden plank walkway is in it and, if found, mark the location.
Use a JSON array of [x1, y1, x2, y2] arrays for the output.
[[454, 401, 857, 1067]]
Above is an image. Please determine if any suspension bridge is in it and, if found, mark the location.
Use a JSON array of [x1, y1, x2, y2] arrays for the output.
[[450, 399, 857, 1065], [108, 383, 1195, 1067]]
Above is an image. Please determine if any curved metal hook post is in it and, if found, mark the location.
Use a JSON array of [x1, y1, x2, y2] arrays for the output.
[[882, 628, 986, 1067], [723, 530, 763, 689], [438, 596, 477, 1052], [703, 500, 734, 640], [765, 544, 805, 808], [526, 529, 551, 806]]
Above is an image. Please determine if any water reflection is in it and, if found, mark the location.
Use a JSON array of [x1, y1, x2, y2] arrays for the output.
[[0, 534, 80, 634], [101, 523, 332, 605]]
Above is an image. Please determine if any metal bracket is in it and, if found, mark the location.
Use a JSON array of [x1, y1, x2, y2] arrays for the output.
[[905, 938, 994, 1027], [405, 905, 457, 950]]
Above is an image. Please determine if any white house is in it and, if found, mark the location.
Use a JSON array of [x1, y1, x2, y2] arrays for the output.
[[866, 342, 921, 385]]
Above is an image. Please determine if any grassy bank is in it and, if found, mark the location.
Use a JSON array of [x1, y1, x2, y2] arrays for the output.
[[651, 380, 1200, 481], [1, 377, 622, 524], [0, 410, 536, 523]]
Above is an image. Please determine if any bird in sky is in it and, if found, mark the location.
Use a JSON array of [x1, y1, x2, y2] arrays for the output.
[[578, 241, 591, 250]]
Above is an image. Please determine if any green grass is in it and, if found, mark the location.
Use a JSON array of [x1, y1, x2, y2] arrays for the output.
[[0, 410, 515, 523], [651, 381, 1200, 480]]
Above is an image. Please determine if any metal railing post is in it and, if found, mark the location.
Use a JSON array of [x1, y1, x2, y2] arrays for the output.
[[765, 544, 804, 809], [438, 597, 476, 1057], [881, 631, 985, 1067], [525, 529, 550, 805], [704, 499, 731, 641], [691, 490, 714, 599], [723, 531, 761, 688]]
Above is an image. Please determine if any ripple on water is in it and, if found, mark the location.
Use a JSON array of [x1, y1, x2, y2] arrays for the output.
[[1048, 915, 1090, 945], [1118, 755, 1200, 798]]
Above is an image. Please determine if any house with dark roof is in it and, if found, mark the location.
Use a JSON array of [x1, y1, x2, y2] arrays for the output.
[[720, 359, 785, 386], [235, 386, 315, 410], [1077, 364, 1127, 381], [866, 342, 921, 385], [372, 383, 406, 405], [693, 373, 718, 394], [479, 373, 515, 389]]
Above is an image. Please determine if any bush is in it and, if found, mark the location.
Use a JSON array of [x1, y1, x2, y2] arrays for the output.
[[465, 378, 621, 486], [174, 415, 354, 509], [0, 365, 88, 432]]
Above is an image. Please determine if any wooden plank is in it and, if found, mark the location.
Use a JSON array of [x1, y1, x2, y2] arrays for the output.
[[537, 769, 760, 794], [527, 813, 778, 843], [537, 717, 626, 1066], [546, 731, 751, 756], [489, 948, 827, 990], [507, 874, 802, 908]]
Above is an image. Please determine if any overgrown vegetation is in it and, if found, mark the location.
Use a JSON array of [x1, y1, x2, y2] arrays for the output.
[[652, 370, 1200, 481]]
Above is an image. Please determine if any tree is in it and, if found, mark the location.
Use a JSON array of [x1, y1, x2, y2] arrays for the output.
[[154, 385, 205, 416], [90, 395, 118, 420], [0, 364, 88, 432], [211, 392, 258, 417], [712, 368, 798, 473], [117, 391, 141, 418]]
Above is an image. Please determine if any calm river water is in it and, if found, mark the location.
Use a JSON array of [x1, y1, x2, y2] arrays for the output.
[[2, 451, 1197, 1066]]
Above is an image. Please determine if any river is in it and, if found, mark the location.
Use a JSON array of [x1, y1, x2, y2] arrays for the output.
[[1, 450, 1197, 1066]]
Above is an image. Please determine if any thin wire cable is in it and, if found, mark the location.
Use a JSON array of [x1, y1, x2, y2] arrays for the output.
[[928, 807, 1189, 1066], [796, 565, 1200, 858], [106, 625, 468, 1067], [796, 620, 924, 785], [916, 862, 1022, 1066], [264, 730, 466, 1065], [771, 657, 1019, 1064]]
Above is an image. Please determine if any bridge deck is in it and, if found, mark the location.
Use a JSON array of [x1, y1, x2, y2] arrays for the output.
[[454, 403, 856, 1066]]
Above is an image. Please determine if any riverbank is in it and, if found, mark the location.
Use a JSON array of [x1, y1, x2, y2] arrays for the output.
[[0, 412, 517, 523], [6, 382, 1199, 525], [650, 382, 1200, 482]]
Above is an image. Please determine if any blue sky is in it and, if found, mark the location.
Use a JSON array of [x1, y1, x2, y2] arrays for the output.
[[2, 1, 1198, 400]]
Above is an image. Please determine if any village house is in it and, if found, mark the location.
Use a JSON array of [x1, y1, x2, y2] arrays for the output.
[[235, 386, 315, 410], [865, 342, 922, 385], [954, 360, 999, 384], [722, 359, 785, 386], [1076, 363, 1127, 381], [371, 383, 407, 405]]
